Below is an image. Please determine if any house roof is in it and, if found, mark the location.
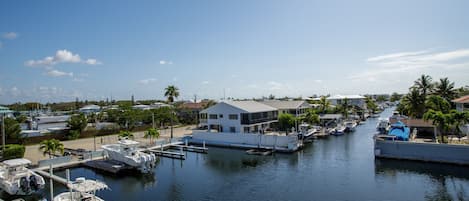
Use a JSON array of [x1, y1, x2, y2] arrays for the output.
[[452, 95, 469, 104], [260, 100, 310, 110], [180, 102, 205, 110], [327, 95, 365, 100], [202, 101, 277, 114], [80, 104, 100, 110]]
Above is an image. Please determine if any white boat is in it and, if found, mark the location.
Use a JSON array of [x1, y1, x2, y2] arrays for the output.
[[298, 124, 320, 139], [376, 118, 389, 134], [54, 177, 108, 201], [0, 158, 45, 195], [329, 125, 346, 136], [101, 139, 156, 173], [344, 121, 358, 132]]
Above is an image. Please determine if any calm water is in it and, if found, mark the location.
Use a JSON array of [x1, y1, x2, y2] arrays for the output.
[[4, 108, 469, 201]]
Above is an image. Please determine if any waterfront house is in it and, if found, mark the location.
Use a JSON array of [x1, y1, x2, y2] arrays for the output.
[[452, 95, 469, 112], [199, 101, 278, 133], [260, 100, 311, 117], [327, 95, 366, 109]]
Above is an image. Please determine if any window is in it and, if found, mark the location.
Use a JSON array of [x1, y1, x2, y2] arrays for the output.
[[200, 113, 207, 119], [209, 114, 218, 119], [230, 127, 236, 133], [229, 114, 238, 120], [219, 114, 223, 118]]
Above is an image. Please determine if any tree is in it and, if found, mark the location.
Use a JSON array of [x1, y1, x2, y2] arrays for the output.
[[318, 96, 330, 114], [365, 97, 378, 114], [390, 92, 402, 102], [425, 95, 451, 113], [2, 117, 22, 143], [423, 109, 452, 143], [278, 113, 295, 135], [144, 128, 160, 144], [67, 114, 87, 133], [118, 130, 134, 140], [300, 109, 319, 125], [39, 139, 64, 158], [400, 87, 426, 118], [340, 98, 350, 119], [164, 85, 180, 103], [450, 110, 469, 139], [434, 77, 457, 103], [414, 74, 434, 98]]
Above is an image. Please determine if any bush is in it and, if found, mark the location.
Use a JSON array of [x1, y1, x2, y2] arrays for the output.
[[2, 144, 25, 160], [67, 130, 81, 140]]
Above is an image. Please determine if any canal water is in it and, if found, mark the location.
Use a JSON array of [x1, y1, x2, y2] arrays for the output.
[[4, 107, 469, 201]]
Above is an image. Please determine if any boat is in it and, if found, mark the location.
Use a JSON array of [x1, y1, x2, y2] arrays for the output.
[[54, 177, 108, 201], [298, 124, 320, 140], [0, 158, 45, 195], [344, 121, 358, 132], [329, 125, 346, 136], [387, 121, 410, 141], [376, 118, 389, 134], [101, 139, 157, 174]]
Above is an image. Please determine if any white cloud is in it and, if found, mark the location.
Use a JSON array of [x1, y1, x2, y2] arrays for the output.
[[25, 49, 101, 66], [314, 79, 323, 83], [139, 78, 157, 85], [202, 81, 209, 84], [350, 49, 469, 81], [268, 81, 284, 90], [46, 69, 73, 77], [159, 60, 173, 65], [2, 32, 17, 40]]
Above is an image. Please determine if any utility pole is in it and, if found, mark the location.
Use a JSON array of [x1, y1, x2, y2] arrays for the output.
[[152, 113, 155, 129], [1, 115, 5, 152]]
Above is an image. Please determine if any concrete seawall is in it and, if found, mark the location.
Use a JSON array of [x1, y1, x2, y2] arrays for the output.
[[374, 139, 469, 165], [191, 132, 300, 152]]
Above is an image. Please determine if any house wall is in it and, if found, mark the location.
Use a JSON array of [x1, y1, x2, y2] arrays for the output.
[[202, 103, 243, 133], [374, 139, 469, 165], [192, 131, 300, 152]]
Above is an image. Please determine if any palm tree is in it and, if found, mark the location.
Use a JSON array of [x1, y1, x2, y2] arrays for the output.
[[425, 95, 451, 113], [414, 74, 434, 98], [164, 85, 180, 103], [118, 130, 134, 140], [450, 110, 469, 140], [164, 85, 179, 139], [39, 139, 64, 158], [318, 96, 330, 114], [434, 77, 457, 102], [144, 128, 160, 144], [423, 109, 452, 143], [401, 87, 426, 118], [300, 109, 320, 125]]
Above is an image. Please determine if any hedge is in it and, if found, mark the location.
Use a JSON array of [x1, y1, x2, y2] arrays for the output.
[[2, 144, 26, 160]]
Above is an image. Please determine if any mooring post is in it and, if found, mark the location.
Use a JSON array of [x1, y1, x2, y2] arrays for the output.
[[161, 143, 163, 151], [180, 146, 183, 154], [49, 164, 53, 201], [185, 139, 188, 146], [66, 169, 73, 200], [203, 141, 206, 149]]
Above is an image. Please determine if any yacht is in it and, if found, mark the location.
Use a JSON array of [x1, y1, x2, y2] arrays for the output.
[[101, 139, 156, 173], [298, 124, 320, 139], [344, 121, 358, 132], [376, 118, 389, 134], [54, 177, 108, 201], [329, 125, 346, 136], [0, 158, 45, 195]]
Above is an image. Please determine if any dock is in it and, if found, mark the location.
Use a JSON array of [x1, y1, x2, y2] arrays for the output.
[[147, 149, 185, 159], [34, 169, 68, 185], [83, 159, 134, 174]]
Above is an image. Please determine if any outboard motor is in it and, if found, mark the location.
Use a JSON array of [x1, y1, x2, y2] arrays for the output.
[[20, 176, 30, 193], [29, 175, 39, 191]]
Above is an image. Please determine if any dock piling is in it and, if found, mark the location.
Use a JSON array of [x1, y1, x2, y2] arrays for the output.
[[49, 164, 53, 201], [203, 141, 206, 149]]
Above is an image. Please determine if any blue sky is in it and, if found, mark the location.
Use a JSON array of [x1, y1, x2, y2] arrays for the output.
[[1, 0, 469, 104]]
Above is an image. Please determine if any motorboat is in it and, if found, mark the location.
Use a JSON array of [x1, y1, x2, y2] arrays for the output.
[[329, 125, 346, 136], [387, 121, 410, 141], [54, 177, 108, 201], [344, 121, 358, 132], [298, 124, 321, 139], [376, 118, 389, 134], [101, 139, 156, 173], [0, 158, 45, 195]]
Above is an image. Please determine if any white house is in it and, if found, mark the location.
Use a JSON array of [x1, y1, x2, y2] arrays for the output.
[[260, 100, 311, 117], [79, 104, 101, 114], [199, 101, 278, 133], [327, 95, 366, 109], [453, 95, 469, 112]]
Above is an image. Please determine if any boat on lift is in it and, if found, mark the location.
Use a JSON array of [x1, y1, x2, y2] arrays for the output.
[[102, 139, 156, 173], [0, 158, 45, 195]]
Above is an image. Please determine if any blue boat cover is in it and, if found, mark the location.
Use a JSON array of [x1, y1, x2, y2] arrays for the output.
[[388, 121, 410, 141]]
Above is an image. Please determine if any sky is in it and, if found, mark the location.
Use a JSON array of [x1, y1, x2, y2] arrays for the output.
[[1, 0, 469, 104]]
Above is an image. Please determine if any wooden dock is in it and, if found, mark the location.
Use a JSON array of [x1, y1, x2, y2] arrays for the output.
[[147, 149, 185, 159], [83, 159, 134, 174], [172, 144, 208, 153]]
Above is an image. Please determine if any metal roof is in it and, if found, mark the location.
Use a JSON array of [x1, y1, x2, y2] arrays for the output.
[[260, 100, 310, 110], [327, 95, 366, 100], [225, 101, 277, 113], [452, 95, 469, 104]]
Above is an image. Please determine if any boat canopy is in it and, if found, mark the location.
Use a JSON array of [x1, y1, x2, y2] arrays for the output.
[[118, 139, 140, 146], [388, 121, 410, 141], [67, 179, 109, 192], [2, 158, 32, 167]]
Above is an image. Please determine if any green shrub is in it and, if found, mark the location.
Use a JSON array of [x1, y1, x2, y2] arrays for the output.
[[3, 144, 25, 160], [67, 130, 81, 140]]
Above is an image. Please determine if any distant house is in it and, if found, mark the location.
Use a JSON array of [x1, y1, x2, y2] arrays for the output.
[[132, 104, 151, 110], [0, 106, 14, 118], [260, 100, 311, 117], [327, 95, 366, 109], [199, 101, 278, 133], [150, 102, 172, 109], [452, 95, 469, 112], [79, 104, 101, 114]]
